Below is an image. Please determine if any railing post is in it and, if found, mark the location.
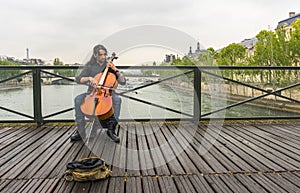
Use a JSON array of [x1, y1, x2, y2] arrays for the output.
[[32, 68, 43, 126], [194, 67, 201, 121]]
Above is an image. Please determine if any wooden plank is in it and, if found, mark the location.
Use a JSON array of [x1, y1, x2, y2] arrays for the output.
[[2, 125, 70, 179], [231, 124, 300, 164], [38, 179, 61, 193], [145, 123, 171, 176], [111, 123, 128, 176], [218, 175, 251, 193], [0, 126, 51, 161], [0, 179, 11, 192], [227, 124, 300, 170], [99, 132, 120, 177], [71, 181, 91, 193], [209, 124, 284, 171], [201, 124, 291, 172], [0, 126, 15, 136], [250, 173, 289, 192], [183, 122, 248, 172], [240, 124, 300, 159], [198, 124, 267, 172], [166, 123, 201, 173], [141, 176, 152, 193], [2, 179, 28, 193], [51, 179, 75, 193], [234, 174, 269, 193], [185, 123, 255, 173], [135, 123, 155, 176], [88, 128, 110, 158], [265, 173, 300, 193], [89, 178, 109, 193], [1, 122, 300, 192], [16, 179, 39, 193], [280, 172, 300, 189], [125, 176, 135, 193], [18, 125, 71, 178], [204, 174, 232, 193], [113, 177, 125, 193], [190, 124, 231, 173], [107, 177, 116, 193], [126, 124, 141, 176], [142, 176, 160, 193], [173, 123, 216, 174], [173, 175, 197, 193], [0, 127, 61, 178], [257, 124, 300, 147], [189, 175, 216, 193], [136, 177, 143, 193], [158, 176, 178, 193], [0, 126, 31, 149], [152, 123, 185, 174], [46, 140, 85, 179]]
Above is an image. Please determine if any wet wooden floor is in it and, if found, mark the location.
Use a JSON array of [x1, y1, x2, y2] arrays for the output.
[[0, 121, 300, 193]]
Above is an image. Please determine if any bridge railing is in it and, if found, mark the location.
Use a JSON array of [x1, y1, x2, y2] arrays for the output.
[[1, 65, 300, 125]]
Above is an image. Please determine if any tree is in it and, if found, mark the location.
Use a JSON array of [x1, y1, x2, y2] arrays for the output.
[[0, 60, 22, 82], [53, 58, 64, 66], [217, 43, 246, 92], [217, 43, 246, 66], [253, 30, 276, 67], [197, 47, 217, 66], [290, 19, 300, 66]]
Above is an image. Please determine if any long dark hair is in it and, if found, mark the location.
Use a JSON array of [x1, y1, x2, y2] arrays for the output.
[[86, 44, 107, 65]]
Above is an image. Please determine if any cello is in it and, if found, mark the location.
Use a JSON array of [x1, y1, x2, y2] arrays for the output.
[[80, 53, 118, 121]]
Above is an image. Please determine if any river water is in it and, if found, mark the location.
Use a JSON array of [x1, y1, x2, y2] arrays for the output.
[[0, 82, 298, 121], [0, 83, 195, 121]]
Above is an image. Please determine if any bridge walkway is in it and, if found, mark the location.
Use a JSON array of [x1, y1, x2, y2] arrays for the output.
[[0, 121, 299, 192]]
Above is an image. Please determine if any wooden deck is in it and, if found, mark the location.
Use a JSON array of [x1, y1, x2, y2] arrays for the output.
[[0, 121, 300, 193]]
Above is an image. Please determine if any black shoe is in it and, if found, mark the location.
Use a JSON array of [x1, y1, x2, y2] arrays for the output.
[[71, 130, 83, 141], [107, 130, 120, 143]]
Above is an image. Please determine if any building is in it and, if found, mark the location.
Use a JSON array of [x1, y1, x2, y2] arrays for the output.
[[277, 12, 300, 30], [164, 54, 176, 63], [188, 42, 206, 59], [239, 37, 257, 57], [236, 12, 300, 57]]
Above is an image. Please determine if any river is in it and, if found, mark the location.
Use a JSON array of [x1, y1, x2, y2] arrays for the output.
[[0, 83, 298, 121]]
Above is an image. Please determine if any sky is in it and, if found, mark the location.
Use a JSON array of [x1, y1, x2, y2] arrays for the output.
[[1, 0, 300, 65]]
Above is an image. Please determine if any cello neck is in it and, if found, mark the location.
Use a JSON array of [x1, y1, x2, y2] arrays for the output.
[[98, 52, 118, 86], [99, 66, 109, 86]]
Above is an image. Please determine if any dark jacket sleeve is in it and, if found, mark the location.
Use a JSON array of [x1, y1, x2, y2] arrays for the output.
[[108, 68, 126, 85], [117, 75, 126, 85], [75, 65, 90, 84]]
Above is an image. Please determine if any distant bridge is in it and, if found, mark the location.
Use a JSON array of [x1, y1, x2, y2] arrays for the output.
[[125, 75, 160, 82], [41, 75, 160, 85], [41, 77, 75, 85]]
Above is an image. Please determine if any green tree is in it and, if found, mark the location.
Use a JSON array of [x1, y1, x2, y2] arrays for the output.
[[290, 19, 300, 66], [53, 58, 64, 66], [217, 43, 246, 92], [217, 43, 246, 66], [253, 30, 277, 83], [0, 60, 23, 83], [253, 30, 275, 67], [52, 58, 76, 77], [197, 47, 217, 66]]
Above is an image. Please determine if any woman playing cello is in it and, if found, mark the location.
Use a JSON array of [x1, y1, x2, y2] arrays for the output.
[[71, 44, 126, 143]]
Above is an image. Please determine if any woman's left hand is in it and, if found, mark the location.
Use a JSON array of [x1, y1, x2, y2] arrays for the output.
[[107, 62, 117, 72]]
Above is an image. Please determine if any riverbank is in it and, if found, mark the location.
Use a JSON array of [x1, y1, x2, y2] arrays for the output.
[[0, 83, 31, 91]]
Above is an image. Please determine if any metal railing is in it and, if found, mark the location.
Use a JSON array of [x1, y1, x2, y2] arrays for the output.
[[1, 65, 300, 125]]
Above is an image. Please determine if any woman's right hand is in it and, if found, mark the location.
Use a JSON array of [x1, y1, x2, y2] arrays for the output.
[[89, 77, 98, 87]]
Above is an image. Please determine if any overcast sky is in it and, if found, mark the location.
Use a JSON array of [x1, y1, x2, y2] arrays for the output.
[[1, 0, 300, 64]]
